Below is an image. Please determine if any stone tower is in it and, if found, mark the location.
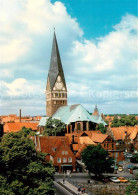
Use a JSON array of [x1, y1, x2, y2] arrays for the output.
[[46, 32, 67, 117]]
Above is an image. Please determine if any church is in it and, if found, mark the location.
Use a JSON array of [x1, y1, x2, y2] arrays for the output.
[[38, 32, 106, 134]]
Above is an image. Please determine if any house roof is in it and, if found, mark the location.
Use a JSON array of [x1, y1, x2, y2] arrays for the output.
[[130, 126, 138, 140], [76, 144, 87, 159], [4, 122, 38, 133], [79, 137, 96, 145], [109, 126, 138, 140], [66, 130, 108, 144], [53, 104, 107, 125], [91, 133, 108, 143], [36, 136, 70, 157]]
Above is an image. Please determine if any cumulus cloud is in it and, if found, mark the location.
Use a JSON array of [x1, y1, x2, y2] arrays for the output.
[[0, 78, 45, 97], [70, 14, 138, 74]]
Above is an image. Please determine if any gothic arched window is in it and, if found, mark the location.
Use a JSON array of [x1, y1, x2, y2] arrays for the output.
[[77, 123, 81, 130]]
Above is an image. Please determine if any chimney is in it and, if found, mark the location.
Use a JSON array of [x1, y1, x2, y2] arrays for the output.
[[19, 109, 21, 122]]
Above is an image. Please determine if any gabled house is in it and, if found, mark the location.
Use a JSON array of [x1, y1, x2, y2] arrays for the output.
[[106, 126, 138, 161], [32, 136, 76, 173], [66, 131, 116, 161]]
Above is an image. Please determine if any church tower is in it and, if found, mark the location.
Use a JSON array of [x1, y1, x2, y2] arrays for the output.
[[46, 32, 67, 117], [92, 105, 99, 116]]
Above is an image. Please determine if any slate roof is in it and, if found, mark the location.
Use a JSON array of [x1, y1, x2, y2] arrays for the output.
[[53, 104, 107, 125], [48, 32, 66, 90]]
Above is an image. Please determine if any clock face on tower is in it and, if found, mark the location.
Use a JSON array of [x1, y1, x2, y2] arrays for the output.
[[54, 75, 64, 90], [55, 82, 63, 90]]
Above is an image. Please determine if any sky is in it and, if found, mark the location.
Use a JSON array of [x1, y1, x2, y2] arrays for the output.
[[0, 0, 138, 116]]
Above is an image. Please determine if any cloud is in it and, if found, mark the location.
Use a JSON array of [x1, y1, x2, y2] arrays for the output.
[[0, 0, 137, 115], [0, 78, 45, 97], [69, 14, 138, 75], [0, 37, 32, 63], [0, 0, 82, 64]]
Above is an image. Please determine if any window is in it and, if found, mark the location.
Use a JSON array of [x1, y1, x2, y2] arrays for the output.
[[62, 151, 64, 155], [104, 144, 106, 148], [68, 157, 72, 162], [77, 123, 81, 130], [112, 143, 114, 149], [65, 151, 68, 155], [83, 122, 86, 131], [63, 158, 67, 163], [52, 147, 56, 152], [115, 152, 118, 158], [57, 158, 61, 163], [107, 144, 109, 148]]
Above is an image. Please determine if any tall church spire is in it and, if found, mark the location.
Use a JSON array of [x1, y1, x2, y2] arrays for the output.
[[48, 32, 66, 90], [46, 32, 67, 117]]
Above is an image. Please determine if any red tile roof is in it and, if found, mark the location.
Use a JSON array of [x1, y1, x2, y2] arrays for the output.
[[4, 122, 38, 133], [76, 144, 87, 159], [130, 127, 138, 140], [37, 136, 70, 157], [79, 137, 96, 145], [91, 133, 108, 143], [110, 126, 138, 140]]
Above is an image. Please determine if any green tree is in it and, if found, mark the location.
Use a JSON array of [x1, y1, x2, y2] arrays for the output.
[[131, 153, 138, 163], [43, 117, 66, 136], [111, 115, 138, 127], [0, 128, 55, 195], [96, 123, 107, 134], [81, 145, 114, 177], [126, 181, 138, 195]]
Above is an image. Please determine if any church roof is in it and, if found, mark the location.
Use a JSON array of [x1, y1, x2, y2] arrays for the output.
[[38, 117, 49, 126], [48, 32, 66, 90], [91, 115, 107, 126], [52, 104, 91, 125], [52, 104, 107, 125]]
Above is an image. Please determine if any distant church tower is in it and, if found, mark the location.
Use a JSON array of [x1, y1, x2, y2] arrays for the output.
[[46, 32, 67, 117], [92, 105, 99, 116]]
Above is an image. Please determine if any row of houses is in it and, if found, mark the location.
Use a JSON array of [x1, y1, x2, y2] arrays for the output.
[[0, 113, 42, 124], [0, 105, 137, 173], [29, 125, 137, 173]]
